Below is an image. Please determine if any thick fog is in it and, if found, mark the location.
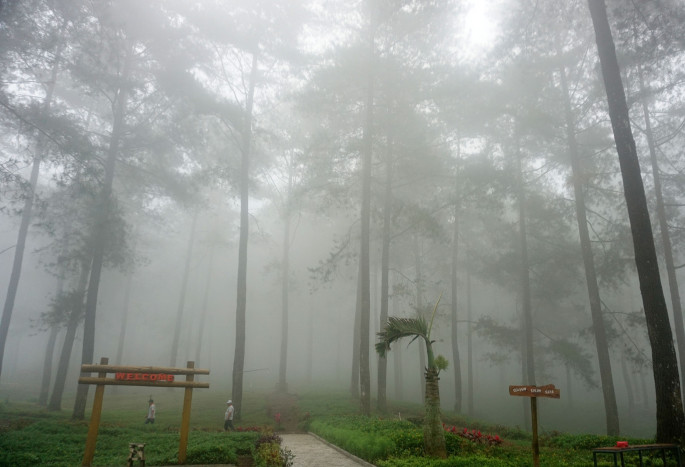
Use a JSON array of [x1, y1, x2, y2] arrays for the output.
[[1, 0, 684, 440]]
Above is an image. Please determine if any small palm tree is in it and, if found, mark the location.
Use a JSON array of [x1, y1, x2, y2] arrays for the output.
[[376, 297, 447, 458]]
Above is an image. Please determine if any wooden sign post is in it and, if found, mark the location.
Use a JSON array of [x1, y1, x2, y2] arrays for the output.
[[78, 358, 210, 466], [509, 384, 560, 467]]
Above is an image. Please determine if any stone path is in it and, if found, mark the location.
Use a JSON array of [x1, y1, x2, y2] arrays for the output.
[[173, 433, 373, 467], [280, 433, 375, 467]]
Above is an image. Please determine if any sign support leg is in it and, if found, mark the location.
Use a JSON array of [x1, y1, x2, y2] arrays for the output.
[[178, 361, 195, 464], [82, 357, 108, 467], [531, 396, 539, 467]]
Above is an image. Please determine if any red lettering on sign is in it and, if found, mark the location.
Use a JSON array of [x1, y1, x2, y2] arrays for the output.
[[127, 373, 134, 380], [115, 373, 125, 380], [142, 374, 149, 381]]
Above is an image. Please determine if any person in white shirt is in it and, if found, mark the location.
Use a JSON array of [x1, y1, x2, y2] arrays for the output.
[[145, 399, 155, 424], [224, 400, 235, 431]]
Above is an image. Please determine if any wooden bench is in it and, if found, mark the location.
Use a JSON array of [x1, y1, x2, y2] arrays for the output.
[[592, 443, 681, 466]]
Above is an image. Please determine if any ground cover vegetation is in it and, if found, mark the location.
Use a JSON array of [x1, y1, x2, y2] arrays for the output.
[[2, 0, 685, 464], [1, 391, 659, 466]]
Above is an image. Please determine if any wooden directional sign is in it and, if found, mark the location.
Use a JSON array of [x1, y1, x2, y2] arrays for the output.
[[509, 384, 560, 467], [509, 384, 560, 399]]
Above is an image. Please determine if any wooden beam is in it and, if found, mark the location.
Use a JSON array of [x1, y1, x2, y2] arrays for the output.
[[178, 361, 195, 464], [80, 364, 209, 375], [77, 377, 209, 389], [82, 357, 108, 466]]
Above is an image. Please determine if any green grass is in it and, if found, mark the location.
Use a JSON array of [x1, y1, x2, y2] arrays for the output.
[[0, 390, 673, 466]]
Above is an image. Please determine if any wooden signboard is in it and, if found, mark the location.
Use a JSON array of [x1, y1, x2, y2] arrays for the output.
[[509, 384, 560, 399], [509, 384, 560, 467], [78, 358, 210, 466]]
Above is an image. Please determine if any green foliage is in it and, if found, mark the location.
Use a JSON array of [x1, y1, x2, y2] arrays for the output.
[[542, 432, 651, 450], [474, 316, 520, 354], [310, 418, 397, 462], [254, 442, 294, 467], [376, 316, 428, 358], [0, 408, 260, 467], [0, 394, 661, 467], [546, 339, 597, 389], [377, 455, 519, 467], [434, 355, 448, 372]]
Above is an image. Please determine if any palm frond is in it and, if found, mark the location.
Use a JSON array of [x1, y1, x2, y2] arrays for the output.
[[376, 316, 428, 358]]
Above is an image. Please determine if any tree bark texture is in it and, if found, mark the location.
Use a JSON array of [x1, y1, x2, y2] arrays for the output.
[[415, 236, 427, 402], [278, 167, 293, 393], [49, 260, 90, 411], [38, 325, 59, 406], [170, 212, 198, 368], [358, 12, 375, 416], [451, 195, 462, 413], [637, 63, 685, 400], [0, 44, 61, 381], [392, 294, 403, 400], [232, 52, 258, 421], [72, 45, 131, 419], [115, 272, 133, 366], [423, 367, 447, 458], [559, 59, 620, 435], [587, 0, 685, 443], [351, 266, 361, 398], [514, 125, 535, 387], [377, 138, 393, 412], [466, 264, 474, 416], [195, 243, 215, 365]]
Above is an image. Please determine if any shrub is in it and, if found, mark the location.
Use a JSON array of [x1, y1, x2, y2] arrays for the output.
[[443, 425, 503, 446], [253, 432, 294, 467], [185, 444, 236, 464], [542, 433, 652, 450], [377, 455, 519, 467]]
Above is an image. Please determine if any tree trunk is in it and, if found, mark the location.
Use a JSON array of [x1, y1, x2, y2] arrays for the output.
[[423, 366, 447, 458], [414, 235, 427, 402], [38, 325, 59, 406], [306, 305, 313, 385], [0, 43, 62, 381], [559, 57, 620, 435], [351, 266, 361, 398], [466, 259, 474, 416], [393, 293, 403, 401], [637, 63, 685, 400], [39, 273, 65, 406], [72, 45, 131, 420], [170, 212, 198, 368], [195, 243, 215, 365], [586, 0, 685, 443], [620, 357, 635, 412], [49, 260, 90, 411], [451, 190, 462, 413], [377, 137, 393, 413], [114, 272, 133, 366], [514, 123, 534, 430], [232, 52, 258, 421], [514, 127, 534, 387], [358, 8, 375, 416], [565, 364, 573, 409], [278, 166, 294, 393]]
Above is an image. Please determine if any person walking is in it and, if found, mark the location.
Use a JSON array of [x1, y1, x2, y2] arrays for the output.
[[224, 400, 235, 431], [145, 398, 156, 424]]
